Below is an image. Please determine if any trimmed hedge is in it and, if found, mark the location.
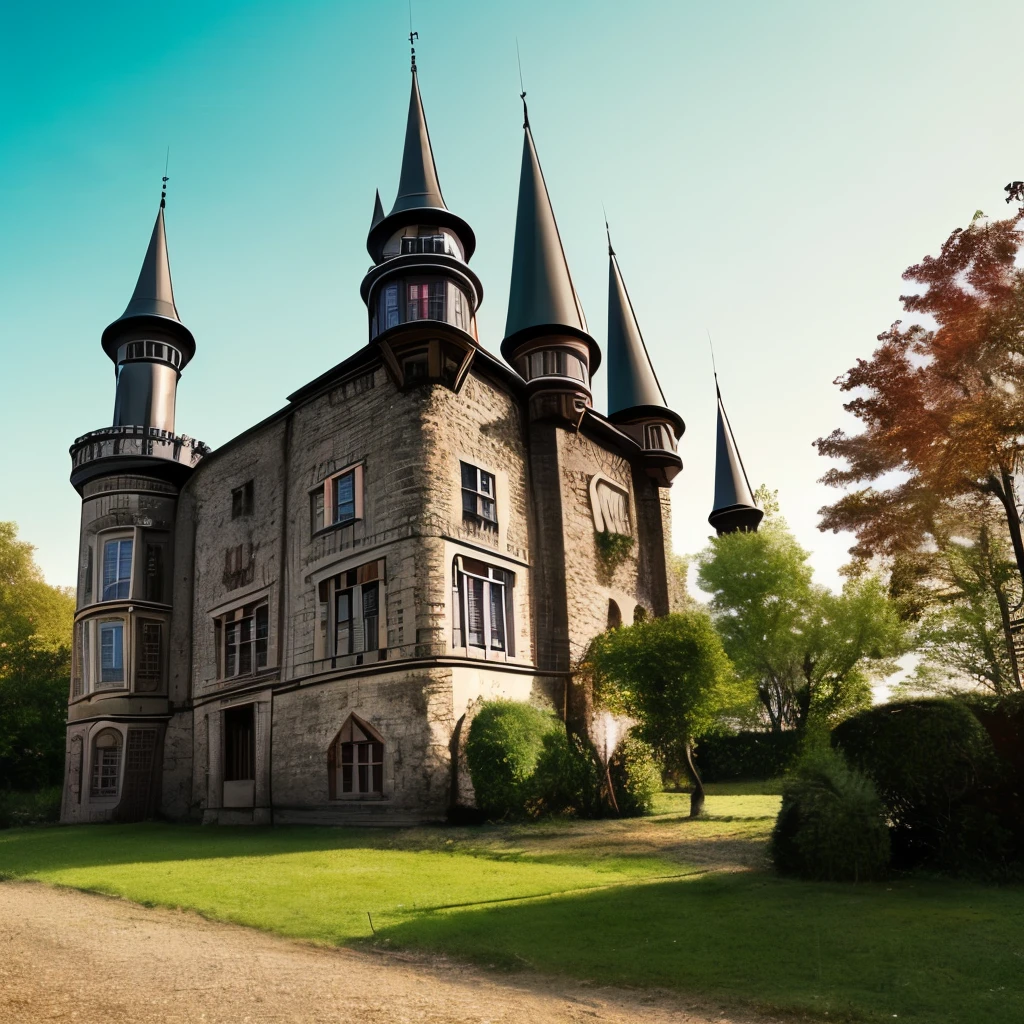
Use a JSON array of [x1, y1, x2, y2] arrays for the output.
[[532, 730, 604, 817], [465, 701, 561, 820], [771, 744, 890, 882], [608, 734, 662, 817], [831, 698, 1001, 871], [695, 730, 801, 781]]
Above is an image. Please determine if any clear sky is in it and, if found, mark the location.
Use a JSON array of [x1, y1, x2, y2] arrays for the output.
[[1, 0, 1020, 590]]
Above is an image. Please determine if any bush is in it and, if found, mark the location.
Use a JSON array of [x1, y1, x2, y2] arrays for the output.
[[465, 701, 560, 820], [694, 730, 801, 782], [832, 699, 998, 869], [0, 786, 62, 829], [532, 730, 605, 817], [608, 734, 662, 817], [770, 743, 890, 882]]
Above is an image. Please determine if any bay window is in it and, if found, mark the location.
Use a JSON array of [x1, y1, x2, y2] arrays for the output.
[[99, 620, 125, 686]]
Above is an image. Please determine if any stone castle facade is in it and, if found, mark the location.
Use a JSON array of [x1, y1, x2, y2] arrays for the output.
[[60, 55, 698, 825]]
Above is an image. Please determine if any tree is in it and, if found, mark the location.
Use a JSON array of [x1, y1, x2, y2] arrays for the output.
[[0, 522, 75, 790], [696, 500, 905, 732], [587, 610, 750, 816], [815, 208, 1024, 687]]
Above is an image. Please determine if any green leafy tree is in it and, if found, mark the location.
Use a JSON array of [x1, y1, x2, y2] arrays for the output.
[[696, 499, 905, 732], [0, 523, 75, 791], [588, 610, 750, 816]]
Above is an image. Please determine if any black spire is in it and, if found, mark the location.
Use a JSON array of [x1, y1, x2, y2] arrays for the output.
[[100, 202, 195, 367], [709, 381, 763, 534], [501, 109, 598, 370]]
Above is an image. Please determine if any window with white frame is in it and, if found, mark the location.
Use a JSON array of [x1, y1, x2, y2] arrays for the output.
[[328, 716, 385, 798], [101, 537, 133, 600], [311, 465, 363, 535], [215, 602, 269, 679], [460, 462, 497, 529], [91, 729, 122, 797], [98, 620, 125, 686], [452, 557, 514, 656], [317, 558, 385, 664]]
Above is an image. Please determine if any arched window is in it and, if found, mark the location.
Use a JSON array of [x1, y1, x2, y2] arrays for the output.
[[328, 716, 385, 799], [607, 600, 622, 630], [90, 728, 123, 798]]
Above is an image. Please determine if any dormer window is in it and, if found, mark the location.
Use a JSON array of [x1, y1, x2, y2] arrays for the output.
[[401, 234, 447, 255]]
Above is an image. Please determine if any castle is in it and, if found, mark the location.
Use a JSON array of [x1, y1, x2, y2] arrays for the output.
[[61, 50, 760, 825]]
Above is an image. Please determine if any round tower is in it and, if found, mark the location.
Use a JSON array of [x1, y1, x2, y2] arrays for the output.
[[359, 45, 482, 392], [708, 381, 763, 534], [500, 101, 601, 423], [63, 191, 207, 824]]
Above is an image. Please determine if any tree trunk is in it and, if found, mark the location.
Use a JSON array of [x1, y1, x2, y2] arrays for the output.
[[684, 741, 705, 818], [980, 523, 1022, 691], [985, 474, 1023, 689]]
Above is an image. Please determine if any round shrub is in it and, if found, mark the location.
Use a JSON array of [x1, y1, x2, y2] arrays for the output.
[[465, 700, 560, 820], [831, 699, 997, 867], [608, 733, 662, 817], [532, 730, 604, 818], [771, 744, 890, 882]]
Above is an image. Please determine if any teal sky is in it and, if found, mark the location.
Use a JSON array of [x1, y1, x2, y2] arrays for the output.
[[2, 0, 1020, 590]]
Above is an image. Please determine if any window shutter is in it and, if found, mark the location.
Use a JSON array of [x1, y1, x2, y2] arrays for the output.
[[354, 464, 364, 521]]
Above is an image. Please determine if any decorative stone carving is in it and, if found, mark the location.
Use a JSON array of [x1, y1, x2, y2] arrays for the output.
[[588, 473, 631, 535]]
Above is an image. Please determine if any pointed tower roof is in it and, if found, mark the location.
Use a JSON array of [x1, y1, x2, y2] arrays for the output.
[[370, 189, 385, 231], [101, 205, 195, 366], [709, 381, 763, 534], [367, 65, 475, 260], [606, 238, 683, 436], [501, 109, 599, 371]]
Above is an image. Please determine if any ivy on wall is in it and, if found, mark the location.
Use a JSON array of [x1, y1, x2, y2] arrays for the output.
[[595, 530, 634, 577]]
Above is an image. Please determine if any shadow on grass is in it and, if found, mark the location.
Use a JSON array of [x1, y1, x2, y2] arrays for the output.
[[369, 871, 1024, 1024]]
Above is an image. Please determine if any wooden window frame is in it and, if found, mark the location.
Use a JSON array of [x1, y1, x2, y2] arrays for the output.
[[452, 556, 514, 658], [315, 558, 386, 667], [215, 602, 270, 680], [231, 480, 255, 519], [328, 715, 385, 800], [460, 462, 497, 530], [310, 464, 364, 536]]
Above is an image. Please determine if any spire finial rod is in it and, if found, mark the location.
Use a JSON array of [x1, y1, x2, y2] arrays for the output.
[[707, 329, 719, 391], [516, 38, 529, 128], [161, 147, 170, 209], [409, 28, 418, 72], [603, 204, 614, 255]]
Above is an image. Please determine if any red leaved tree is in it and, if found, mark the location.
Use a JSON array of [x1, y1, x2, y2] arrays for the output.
[[816, 207, 1024, 688]]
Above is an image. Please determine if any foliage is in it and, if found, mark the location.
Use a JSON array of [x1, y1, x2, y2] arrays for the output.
[[594, 530, 634, 577], [0, 523, 75, 792], [770, 741, 890, 882], [607, 733, 662, 816], [588, 610, 750, 815], [4, 821, 1024, 1024], [697, 506, 906, 731], [832, 699, 999, 869], [0, 786, 61, 829], [465, 701, 561, 820], [695, 730, 801, 782], [815, 209, 1024, 689], [531, 729, 605, 818]]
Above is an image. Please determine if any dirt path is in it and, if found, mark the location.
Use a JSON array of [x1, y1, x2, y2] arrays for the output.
[[0, 881, 780, 1024]]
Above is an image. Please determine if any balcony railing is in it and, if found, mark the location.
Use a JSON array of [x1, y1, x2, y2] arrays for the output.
[[70, 425, 210, 471]]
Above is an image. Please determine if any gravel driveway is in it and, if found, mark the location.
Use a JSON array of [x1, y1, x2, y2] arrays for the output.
[[0, 881, 779, 1023]]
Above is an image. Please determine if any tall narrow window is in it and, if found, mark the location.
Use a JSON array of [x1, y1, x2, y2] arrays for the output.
[[219, 602, 269, 679], [316, 559, 386, 665], [84, 545, 93, 603], [143, 539, 167, 603], [99, 621, 124, 685], [453, 558, 514, 657], [102, 538, 133, 600], [383, 283, 400, 329], [311, 466, 363, 535], [362, 582, 379, 653], [333, 472, 355, 524], [334, 588, 352, 656], [135, 620, 163, 691], [231, 480, 255, 518], [460, 462, 497, 529], [224, 705, 255, 782], [91, 729, 122, 797]]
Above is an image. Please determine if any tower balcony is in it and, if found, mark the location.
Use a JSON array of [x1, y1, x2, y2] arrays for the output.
[[70, 425, 209, 491]]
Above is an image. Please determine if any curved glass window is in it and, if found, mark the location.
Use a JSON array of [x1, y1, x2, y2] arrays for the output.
[[374, 277, 474, 337], [517, 350, 589, 385]]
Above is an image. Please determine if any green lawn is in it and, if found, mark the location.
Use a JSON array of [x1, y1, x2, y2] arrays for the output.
[[1, 792, 1021, 1024]]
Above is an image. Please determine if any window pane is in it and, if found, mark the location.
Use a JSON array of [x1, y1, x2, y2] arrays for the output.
[[312, 491, 324, 533], [461, 462, 477, 489], [255, 605, 269, 668], [342, 763, 353, 792], [102, 539, 132, 600], [335, 590, 351, 656], [239, 616, 253, 674], [480, 498, 496, 523], [334, 472, 355, 523], [372, 764, 383, 793], [467, 577, 485, 646], [479, 472, 493, 496], [384, 284, 400, 329], [225, 621, 238, 677], [489, 582, 506, 651], [100, 623, 124, 683], [427, 280, 445, 320]]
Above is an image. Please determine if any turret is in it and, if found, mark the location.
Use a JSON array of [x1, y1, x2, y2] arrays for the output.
[[501, 100, 600, 422], [63, 189, 206, 825], [708, 380, 763, 534], [359, 43, 482, 392], [605, 232, 684, 485]]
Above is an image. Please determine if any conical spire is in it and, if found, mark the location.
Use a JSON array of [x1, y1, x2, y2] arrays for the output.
[[370, 189, 385, 230], [502, 116, 595, 365], [366, 63, 475, 260], [606, 241, 681, 433], [101, 205, 195, 365], [390, 69, 446, 216], [709, 382, 763, 534]]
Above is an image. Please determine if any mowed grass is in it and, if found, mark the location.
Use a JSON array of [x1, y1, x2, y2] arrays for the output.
[[1, 789, 1022, 1024]]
